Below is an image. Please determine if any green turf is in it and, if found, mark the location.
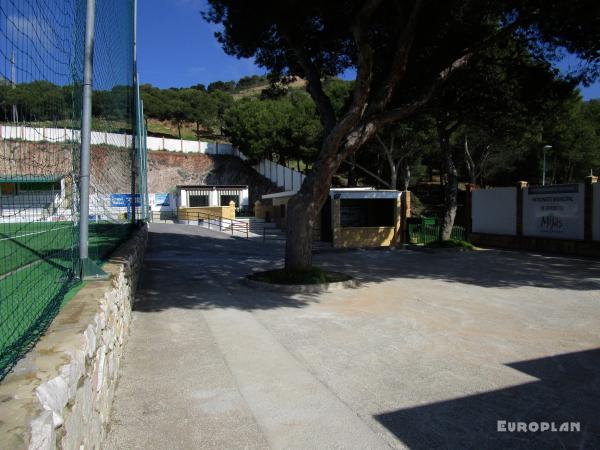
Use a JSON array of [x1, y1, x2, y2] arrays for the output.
[[0, 220, 133, 380], [0, 222, 76, 275], [0, 221, 132, 276]]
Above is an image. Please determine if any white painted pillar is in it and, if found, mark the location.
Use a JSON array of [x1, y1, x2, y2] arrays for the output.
[[241, 188, 249, 207], [180, 189, 187, 207], [209, 188, 219, 206]]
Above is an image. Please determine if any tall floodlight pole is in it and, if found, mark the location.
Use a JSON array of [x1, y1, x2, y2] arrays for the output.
[[542, 145, 552, 186], [79, 0, 108, 280]]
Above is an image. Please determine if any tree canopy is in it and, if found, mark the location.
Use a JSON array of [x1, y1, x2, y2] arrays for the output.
[[205, 0, 600, 269], [223, 90, 321, 164]]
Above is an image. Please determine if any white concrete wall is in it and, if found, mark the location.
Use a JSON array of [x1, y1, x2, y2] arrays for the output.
[[182, 140, 197, 153], [253, 159, 306, 192], [1, 125, 305, 193], [1, 125, 80, 142], [146, 136, 163, 150], [523, 184, 585, 240], [163, 138, 181, 152], [0, 125, 238, 156], [593, 182, 600, 241], [472, 187, 517, 235]]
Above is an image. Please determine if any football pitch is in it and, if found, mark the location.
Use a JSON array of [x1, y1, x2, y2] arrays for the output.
[[0, 222, 76, 276], [0, 221, 132, 276], [0, 220, 132, 379]]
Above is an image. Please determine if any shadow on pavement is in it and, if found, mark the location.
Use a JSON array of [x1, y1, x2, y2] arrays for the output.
[[320, 248, 600, 291], [132, 224, 600, 448], [133, 224, 600, 313], [134, 225, 314, 312], [374, 348, 600, 449]]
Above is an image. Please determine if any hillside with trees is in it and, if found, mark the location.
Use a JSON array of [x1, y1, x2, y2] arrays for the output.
[[138, 75, 308, 140]]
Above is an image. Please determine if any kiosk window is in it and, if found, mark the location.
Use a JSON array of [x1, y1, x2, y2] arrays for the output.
[[189, 195, 209, 207], [340, 199, 395, 227]]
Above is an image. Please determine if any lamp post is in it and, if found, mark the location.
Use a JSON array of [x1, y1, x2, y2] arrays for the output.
[[542, 145, 552, 186]]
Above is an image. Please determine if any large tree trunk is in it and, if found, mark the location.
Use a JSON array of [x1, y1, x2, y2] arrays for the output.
[[285, 122, 377, 270], [438, 126, 458, 241], [464, 135, 477, 185], [283, 0, 428, 270], [400, 159, 410, 191], [389, 162, 398, 190], [285, 197, 317, 271], [347, 155, 358, 187], [285, 149, 341, 270]]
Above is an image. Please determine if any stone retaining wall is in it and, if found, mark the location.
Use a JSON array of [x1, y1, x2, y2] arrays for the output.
[[0, 224, 148, 449]]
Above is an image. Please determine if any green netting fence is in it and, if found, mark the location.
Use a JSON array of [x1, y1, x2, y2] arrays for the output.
[[408, 223, 467, 245], [0, 0, 148, 380]]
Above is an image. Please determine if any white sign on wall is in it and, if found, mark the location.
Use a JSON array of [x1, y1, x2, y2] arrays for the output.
[[150, 193, 175, 212], [523, 184, 584, 240]]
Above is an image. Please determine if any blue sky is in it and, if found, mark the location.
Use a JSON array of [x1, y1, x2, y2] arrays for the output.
[[138, 0, 264, 88], [138, 0, 600, 100]]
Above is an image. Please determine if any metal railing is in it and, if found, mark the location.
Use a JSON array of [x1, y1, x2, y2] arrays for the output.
[[150, 210, 249, 238], [408, 223, 466, 245], [178, 210, 249, 238], [151, 210, 177, 222]]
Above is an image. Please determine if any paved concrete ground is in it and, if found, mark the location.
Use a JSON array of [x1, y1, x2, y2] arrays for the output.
[[107, 223, 600, 449]]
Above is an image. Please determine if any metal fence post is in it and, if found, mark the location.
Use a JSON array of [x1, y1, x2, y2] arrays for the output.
[[130, 0, 138, 224], [79, 0, 108, 280]]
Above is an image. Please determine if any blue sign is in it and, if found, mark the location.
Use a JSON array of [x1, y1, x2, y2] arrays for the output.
[[110, 193, 141, 207], [154, 193, 169, 206]]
